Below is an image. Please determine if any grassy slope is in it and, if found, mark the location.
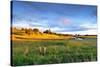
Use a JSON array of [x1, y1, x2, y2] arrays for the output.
[[11, 28, 97, 66], [11, 27, 96, 40], [11, 32, 73, 41], [12, 39, 97, 66]]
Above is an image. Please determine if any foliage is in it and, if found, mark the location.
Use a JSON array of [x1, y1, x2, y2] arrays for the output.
[[12, 39, 97, 66]]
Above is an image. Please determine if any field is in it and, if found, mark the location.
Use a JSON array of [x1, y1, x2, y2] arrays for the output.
[[11, 1, 97, 66], [12, 38, 97, 66]]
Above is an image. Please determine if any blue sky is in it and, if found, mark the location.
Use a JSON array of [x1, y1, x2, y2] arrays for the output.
[[11, 1, 97, 35]]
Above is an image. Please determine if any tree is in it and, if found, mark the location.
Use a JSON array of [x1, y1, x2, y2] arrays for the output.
[[43, 30, 52, 34], [33, 28, 40, 34], [21, 28, 25, 31], [25, 28, 33, 35], [33, 28, 39, 32]]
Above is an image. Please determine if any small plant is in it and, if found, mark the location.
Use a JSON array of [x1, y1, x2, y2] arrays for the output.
[[24, 48, 29, 56], [38, 47, 47, 55]]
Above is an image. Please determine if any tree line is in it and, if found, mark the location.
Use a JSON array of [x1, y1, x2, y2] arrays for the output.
[[12, 27, 73, 36]]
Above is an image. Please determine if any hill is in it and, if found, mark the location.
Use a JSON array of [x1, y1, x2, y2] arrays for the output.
[[11, 27, 73, 41]]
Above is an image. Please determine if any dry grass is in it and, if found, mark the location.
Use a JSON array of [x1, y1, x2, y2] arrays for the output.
[[11, 32, 73, 41]]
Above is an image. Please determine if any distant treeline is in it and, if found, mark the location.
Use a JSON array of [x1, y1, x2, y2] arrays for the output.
[[11, 27, 97, 36], [12, 27, 73, 36]]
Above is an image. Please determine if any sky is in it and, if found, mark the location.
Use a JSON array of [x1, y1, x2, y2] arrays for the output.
[[11, 1, 97, 35]]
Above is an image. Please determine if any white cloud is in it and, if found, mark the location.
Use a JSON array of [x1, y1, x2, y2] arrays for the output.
[[80, 23, 97, 30], [50, 27, 66, 31], [12, 20, 97, 35], [12, 21, 30, 28], [57, 29, 97, 35]]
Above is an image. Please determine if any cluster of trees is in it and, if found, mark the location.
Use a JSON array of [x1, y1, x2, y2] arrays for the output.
[[21, 28, 40, 35], [12, 27, 73, 36], [20, 28, 53, 35]]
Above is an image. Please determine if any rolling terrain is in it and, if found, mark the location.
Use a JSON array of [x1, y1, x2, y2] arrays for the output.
[[11, 27, 97, 66]]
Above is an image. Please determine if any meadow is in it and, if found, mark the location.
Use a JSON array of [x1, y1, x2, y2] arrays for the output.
[[11, 1, 97, 66], [12, 38, 97, 66]]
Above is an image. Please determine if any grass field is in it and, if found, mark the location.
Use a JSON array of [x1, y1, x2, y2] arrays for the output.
[[12, 38, 97, 66], [11, 1, 97, 66]]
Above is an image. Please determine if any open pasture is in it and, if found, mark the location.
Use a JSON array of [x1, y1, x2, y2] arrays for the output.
[[12, 38, 97, 66]]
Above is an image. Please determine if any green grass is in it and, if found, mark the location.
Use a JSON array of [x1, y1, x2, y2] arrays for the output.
[[12, 38, 97, 66]]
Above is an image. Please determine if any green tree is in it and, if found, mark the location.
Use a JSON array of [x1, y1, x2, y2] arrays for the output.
[[25, 28, 33, 35], [33, 28, 40, 34], [43, 30, 52, 34]]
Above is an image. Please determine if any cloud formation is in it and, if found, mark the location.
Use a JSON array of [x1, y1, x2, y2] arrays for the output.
[[12, 1, 97, 35]]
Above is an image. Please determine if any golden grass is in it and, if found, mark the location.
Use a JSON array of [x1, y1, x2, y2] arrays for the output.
[[11, 27, 96, 41], [11, 33, 73, 41]]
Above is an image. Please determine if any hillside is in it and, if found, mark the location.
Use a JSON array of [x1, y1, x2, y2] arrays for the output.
[[11, 27, 73, 41]]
